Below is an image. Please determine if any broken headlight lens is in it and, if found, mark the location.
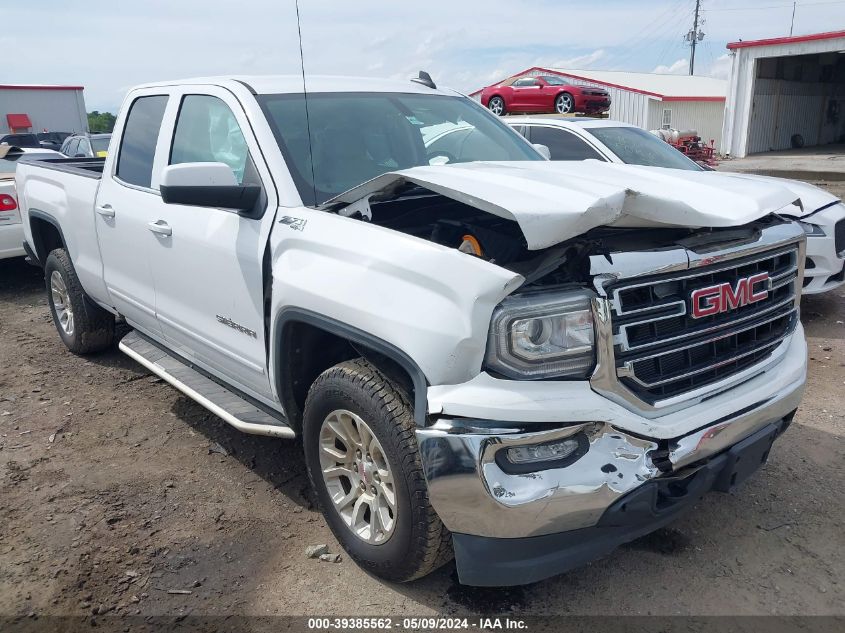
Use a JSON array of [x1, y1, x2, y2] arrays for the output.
[[798, 221, 825, 237], [485, 290, 595, 379]]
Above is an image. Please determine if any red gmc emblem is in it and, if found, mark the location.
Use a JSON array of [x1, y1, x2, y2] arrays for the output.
[[690, 272, 770, 318]]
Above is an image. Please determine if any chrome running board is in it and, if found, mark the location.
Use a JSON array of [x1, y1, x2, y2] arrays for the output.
[[118, 330, 295, 438]]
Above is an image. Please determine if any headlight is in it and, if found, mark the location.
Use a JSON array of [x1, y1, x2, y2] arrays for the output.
[[485, 290, 595, 379], [798, 221, 825, 237]]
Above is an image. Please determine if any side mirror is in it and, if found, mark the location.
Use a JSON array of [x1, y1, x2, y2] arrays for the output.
[[159, 162, 260, 213], [533, 143, 551, 160]]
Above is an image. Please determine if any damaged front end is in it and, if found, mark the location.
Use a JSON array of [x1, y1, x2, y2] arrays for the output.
[[322, 160, 805, 287], [324, 161, 808, 586]]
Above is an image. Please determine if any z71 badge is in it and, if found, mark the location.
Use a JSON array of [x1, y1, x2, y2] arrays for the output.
[[278, 216, 307, 231]]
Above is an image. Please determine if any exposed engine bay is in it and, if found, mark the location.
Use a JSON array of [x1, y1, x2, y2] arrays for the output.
[[331, 183, 792, 289]]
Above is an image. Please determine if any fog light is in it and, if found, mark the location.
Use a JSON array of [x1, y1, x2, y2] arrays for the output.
[[507, 438, 580, 464]]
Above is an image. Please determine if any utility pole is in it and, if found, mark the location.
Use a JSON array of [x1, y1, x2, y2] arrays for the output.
[[687, 0, 704, 75]]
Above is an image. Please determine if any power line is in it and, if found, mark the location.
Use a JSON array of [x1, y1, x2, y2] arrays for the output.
[[703, 0, 845, 11], [603, 0, 694, 68], [653, 1, 699, 72], [703, 39, 717, 66]]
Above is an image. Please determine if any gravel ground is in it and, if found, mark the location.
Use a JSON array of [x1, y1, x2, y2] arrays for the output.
[[0, 247, 843, 621]]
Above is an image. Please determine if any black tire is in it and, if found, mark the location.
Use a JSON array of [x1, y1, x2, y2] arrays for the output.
[[556, 92, 574, 114], [303, 358, 452, 582], [44, 248, 115, 354], [488, 96, 506, 116]]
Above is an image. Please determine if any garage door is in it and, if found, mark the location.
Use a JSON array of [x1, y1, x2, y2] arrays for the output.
[[747, 54, 845, 154]]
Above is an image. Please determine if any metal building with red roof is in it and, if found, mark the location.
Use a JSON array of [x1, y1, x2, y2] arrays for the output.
[[721, 30, 845, 157], [0, 84, 88, 136]]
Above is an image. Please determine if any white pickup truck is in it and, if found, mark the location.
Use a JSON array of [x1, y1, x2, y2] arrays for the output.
[[16, 74, 808, 587]]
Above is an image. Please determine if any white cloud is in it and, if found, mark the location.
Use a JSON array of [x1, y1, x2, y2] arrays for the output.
[[707, 53, 733, 80], [652, 58, 688, 75], [547, 49, 607, 70]]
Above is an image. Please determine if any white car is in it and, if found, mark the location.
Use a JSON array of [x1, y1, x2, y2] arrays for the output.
[[0, 145, 63, 260], [508, 117, 845, 294]]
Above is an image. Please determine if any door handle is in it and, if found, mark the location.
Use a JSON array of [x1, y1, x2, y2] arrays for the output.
[[148, 220, 172, 237], [95, 204, 115, 218]]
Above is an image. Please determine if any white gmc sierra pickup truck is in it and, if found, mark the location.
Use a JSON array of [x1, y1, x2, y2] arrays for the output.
[[16, 74, 808, 586]]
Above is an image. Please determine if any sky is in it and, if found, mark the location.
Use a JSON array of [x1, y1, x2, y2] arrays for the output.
[[6, 0, 845, 112]]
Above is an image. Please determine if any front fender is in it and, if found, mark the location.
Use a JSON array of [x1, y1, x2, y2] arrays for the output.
[[267, 206, 522, 391]]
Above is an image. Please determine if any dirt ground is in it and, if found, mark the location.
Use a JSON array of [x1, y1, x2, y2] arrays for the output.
[[0, 241, 843, 621]]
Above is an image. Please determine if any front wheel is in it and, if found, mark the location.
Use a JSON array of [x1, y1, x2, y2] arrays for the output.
[[303, 359, 452, 582], [555, 92, 574, 114], [45, 248, 115, 354], [488, 96, 506, 116]]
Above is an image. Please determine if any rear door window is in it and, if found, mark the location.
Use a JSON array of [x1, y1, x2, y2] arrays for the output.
[[528, 126, 607, 161], [116, 95, 168, 188]]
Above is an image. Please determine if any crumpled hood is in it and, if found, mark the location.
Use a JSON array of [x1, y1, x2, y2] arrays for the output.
[[713, 171, 840, 217], [326, 161, 802, 250]]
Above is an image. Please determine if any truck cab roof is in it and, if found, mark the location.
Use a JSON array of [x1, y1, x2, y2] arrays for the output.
[[131, 74, 462, 97]]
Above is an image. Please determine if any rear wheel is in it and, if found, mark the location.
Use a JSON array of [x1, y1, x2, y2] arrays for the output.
[[488, 96, 506, 116], [303, 358, 452, 582], [45, 248, 115, 354], [555, 92, 574, 114]]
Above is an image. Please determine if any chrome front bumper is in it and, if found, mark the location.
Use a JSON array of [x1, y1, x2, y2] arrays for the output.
[[417, 369, 804, 539]]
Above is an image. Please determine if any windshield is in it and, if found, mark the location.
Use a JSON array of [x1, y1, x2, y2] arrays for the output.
[[259, 92, 542, 205], [538, 76, 566, 86], [91, 137, 110, 154], [587, 126, 703, 171]]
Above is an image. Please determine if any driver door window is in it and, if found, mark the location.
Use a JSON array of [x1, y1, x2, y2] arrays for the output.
[[170, 95, 252, 184]]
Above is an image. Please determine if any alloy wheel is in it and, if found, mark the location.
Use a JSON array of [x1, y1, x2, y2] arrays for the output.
[[318, 409, 397, 544], [50, 270, 75, 336], [556, 94, 573, 114]]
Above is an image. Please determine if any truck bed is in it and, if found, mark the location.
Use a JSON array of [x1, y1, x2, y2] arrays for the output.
[[19, 156, 105, 179], [16, 156, 109, 300]]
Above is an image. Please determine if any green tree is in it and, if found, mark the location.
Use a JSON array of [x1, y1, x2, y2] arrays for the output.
[[87, 111, 117, 133]]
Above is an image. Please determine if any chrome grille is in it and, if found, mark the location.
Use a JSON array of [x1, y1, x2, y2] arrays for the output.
[[607, 245, 800, 404]]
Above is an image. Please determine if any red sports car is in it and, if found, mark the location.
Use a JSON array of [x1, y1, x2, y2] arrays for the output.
[[480, 75, 611, 116]]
